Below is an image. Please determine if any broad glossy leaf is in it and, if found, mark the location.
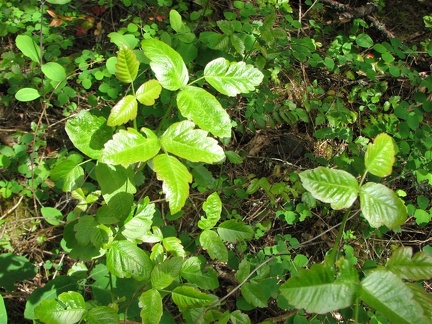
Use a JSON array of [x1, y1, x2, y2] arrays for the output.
[[139, 289, 163, 324], [65, 110, 113, 160], [95, 163, 136, 204], [73, 215, 98, 246], [162, 237, 185, 257], [177, 86, 232, 138], [299, 167, 359, 210], [171, 286, 214, 309], [25, 276, 80, 320], [359, 182, 407, 229], [279, 263, 358, 314], [199, 230, 228, 262], [217, 220, 254, 243], [106, 240, 153, 281], [386, 247, 432, 280], [151, 257, 183, 290], [15, 88, 40, 102], [153, 154, 192, 214], [84, 306, 119, 324], [50, 154, 84, 191], [107, 95, 137, 126], [136, 79, 162, 105], [169, 9, 183, 33], [142, 38, 188, 91], [180, 257, 219, 290], [230, 310, 251, 324], [241, 283, 268, 308], [16, 35, 40, 63], [160, 120, 225, 163], [198, 192, 222, 230], [115, 46, 139, 83], [100, 128, 160, 167], [41, 62, 66, 82], [407, 283, 432, 321], [365, 133, 395, 177], [204, 58, 264, 96], [121, 203, 155, 240], [34, 291, 86, 324], [361, 269, 428, 323], [41, 207, 63, 226]]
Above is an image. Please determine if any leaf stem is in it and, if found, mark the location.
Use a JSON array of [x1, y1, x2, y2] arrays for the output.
[[329, 208, 351, 263]]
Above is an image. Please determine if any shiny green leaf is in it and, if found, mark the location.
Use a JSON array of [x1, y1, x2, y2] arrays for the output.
[[41, 62, 66, 82], [65, 110, 113, 160], [16, 35, 40, 63], [299, 167, 359, 210], [386, 247, 432, 280], [198, 192, 222, 230], [34, 291, 85, 324], [100, 128, 160, 167], [115, 46, 139, 83], [361, 269, 428, 323], [136, 79, 162, 106], [204, 58, 264, 96], [180, 257, 219, 290], [153, 154, 192, 214], [107, 95, 138, 126], [365, 133, 395, 177], [151, 257, 183, 290], [280, 264, 357, 314], [200, 230, 228, 262], [217, 220, 254, 243], [177, 86, 231, 138], [15, 88, 40, 102], [142, 38, 188, 91], [171, 286, 214, 309], [160, 120, 225, 163], [359, 182, 407, 229], [139, 289, 163, 324], [106, 240, 153, 281]]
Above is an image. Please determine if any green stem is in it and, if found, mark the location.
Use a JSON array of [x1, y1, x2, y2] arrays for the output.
[[354, 297, 360, 323], [329, 209, 351, 263]]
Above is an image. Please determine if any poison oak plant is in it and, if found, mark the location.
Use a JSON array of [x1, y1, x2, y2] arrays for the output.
[[279, 133, 432, 322], [24, 37, 263, 322]]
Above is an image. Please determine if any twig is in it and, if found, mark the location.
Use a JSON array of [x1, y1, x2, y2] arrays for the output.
[[0, 195, 24, 221]]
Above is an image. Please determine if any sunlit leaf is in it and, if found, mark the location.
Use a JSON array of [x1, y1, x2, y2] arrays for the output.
[[198, 192, 222, 230], [299, 167, 359, 210], [177, 86, 232, 138], [241, 283, 268, 308], [41, 62, 66, 82], [65, 110, 113, 160], [151, 257, 183, 290], [107, 95, 138, 126], [100, 128, 160, 167], [15, 88, 40, 102], [171, 285, 214, 309], [169, 9, 183, 33], [16, 35, 40, 63], [136, 79, 162, 106], [217, 220, 254, 243], [361, 269, 428, 323], [153, 154, 192, 214], [162, 237, 185, 257], [386, 247, 432, 280], [204, 58, 264, 96], [180, 257, 219, 290], [199, 230, 228, 262], [359, 182, 407, 229], [34, 291, 85, 324], [84, 306, 119, 324], [106, 240, 153, 281], [115, 46, 139, 83], [121, 202, 155, 241], [139, 289, 163, 324], [280, 263, 358, 314], [160, 120, 225, 163], [365, 133, 395, 177], [142, 38, 188, 91]]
